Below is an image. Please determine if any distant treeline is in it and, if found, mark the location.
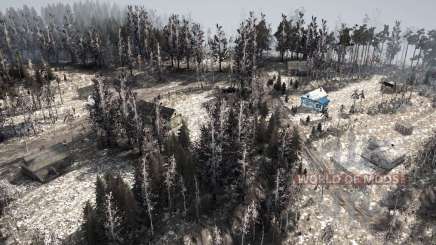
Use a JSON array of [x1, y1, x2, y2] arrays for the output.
[[0, 1, 435, 74]]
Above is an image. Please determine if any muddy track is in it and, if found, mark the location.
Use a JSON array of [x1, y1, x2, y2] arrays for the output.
[[302, 145, 381, 225], [274, 96, 383, 228]]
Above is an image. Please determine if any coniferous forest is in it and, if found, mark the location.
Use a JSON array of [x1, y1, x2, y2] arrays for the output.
[[1, 1, 436, 245]]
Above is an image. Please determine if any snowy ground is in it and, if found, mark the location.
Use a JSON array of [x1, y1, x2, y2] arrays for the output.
[[282, 75, 436, 244], [1, 151, 133, 243], [283, 75, 436, 173], [0, 69, 223, 243], [1, 70, 435, 244], [162, 90, 216, 140]]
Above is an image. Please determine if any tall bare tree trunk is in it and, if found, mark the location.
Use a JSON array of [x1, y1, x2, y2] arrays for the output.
[[410, 46, 417, 69], [402, 44, 409, 70]]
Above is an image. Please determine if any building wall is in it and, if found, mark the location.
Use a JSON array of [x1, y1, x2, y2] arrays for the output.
[[301, 97, 323, 111]]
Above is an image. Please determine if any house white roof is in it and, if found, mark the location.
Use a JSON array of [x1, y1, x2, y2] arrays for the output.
[[302, 87, 328, 101]]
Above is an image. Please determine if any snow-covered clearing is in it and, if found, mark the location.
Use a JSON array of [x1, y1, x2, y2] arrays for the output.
[[2, 69, 434, 244], [284, 75, 436, 173], [0, 150, 133, 243], [162, 90, 215, 140], [0, 70, 222, 243], [284, 75, 436, 244]]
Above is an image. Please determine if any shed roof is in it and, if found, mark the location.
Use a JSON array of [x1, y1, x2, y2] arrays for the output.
[[21, 143, 71, 183], [382, 81, 395, 87], [136, 100, 176, 121], [318, 96, 330, 105], [302, 87, 328, 101]]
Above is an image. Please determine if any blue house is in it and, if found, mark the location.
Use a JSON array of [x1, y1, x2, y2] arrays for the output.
[[300, 87, 330, 112]]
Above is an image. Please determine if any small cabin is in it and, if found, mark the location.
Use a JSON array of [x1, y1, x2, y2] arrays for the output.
[[287, 61, 309, 76], [381, 80, 397, 93], [21, 143, 71, 183], [136, 100, 182, 129], [300, 88, 330, 112], [361, 138, 405, 171]]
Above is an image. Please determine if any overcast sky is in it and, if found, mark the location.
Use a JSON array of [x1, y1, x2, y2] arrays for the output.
[[1, 0, 435, 34]]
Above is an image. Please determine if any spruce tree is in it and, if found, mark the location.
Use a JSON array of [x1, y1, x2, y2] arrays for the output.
[[196, 125, 213, 191], [82, 201, 97, 245], [222, 108, 242, 191], [94, 176, 108, 244], [289, 127, 302, 166], [178, 120, 191, 150], [281, 82, 286, 95]]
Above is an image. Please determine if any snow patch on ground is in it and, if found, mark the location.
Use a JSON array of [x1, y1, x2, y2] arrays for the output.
[[0, 152, 133, 243]]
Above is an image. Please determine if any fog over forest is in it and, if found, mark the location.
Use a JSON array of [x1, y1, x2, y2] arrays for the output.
[[1, 0, 436, 34]]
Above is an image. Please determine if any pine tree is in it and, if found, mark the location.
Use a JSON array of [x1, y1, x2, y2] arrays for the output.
[[103, 191, 122, 243], [175, 142, 195, 190], [234, 12, 257, 88], [241, 200, 258, 245], [164, 155, 177, 211], [191, 22, 205, 70], [133, 156, 155, 235], [127, 90, 144, 152], [317, 122, 322, 132], [178, 120, 191, 150], [255, 13, 271, 58], [194, 175, 201, 220], [255, 116, 267, 145], [196, 124, 214, 191], [209, 24, 229, 72], [179, 176, 188, 216], [222, 107, 243, 194], [82, 201, 97, 245], [274, 14, 290, 61], [94, 176, 108, 244], [108, 174, 138, 242], [88, 76, 116, 147], [281, 82, 286, 95], [273, 73, 282, 91], [386, 21, 402, 65], [288, 127, 302, 166], [258, 100, 269, 118], [163, 14, 180, 68], [266, 110, 281, 164], [181, 18, 193, 69]]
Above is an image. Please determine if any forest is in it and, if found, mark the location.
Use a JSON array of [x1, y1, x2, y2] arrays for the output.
[[1, 1, 436, 245]]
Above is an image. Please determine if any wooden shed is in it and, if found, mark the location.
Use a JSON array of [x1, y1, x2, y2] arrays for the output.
[[361, 138, 406, 171], [287, 61, 309, 76], [381, 80, 397, 94], [136, 100, 182, 129], [21, 143, 72, 183]]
